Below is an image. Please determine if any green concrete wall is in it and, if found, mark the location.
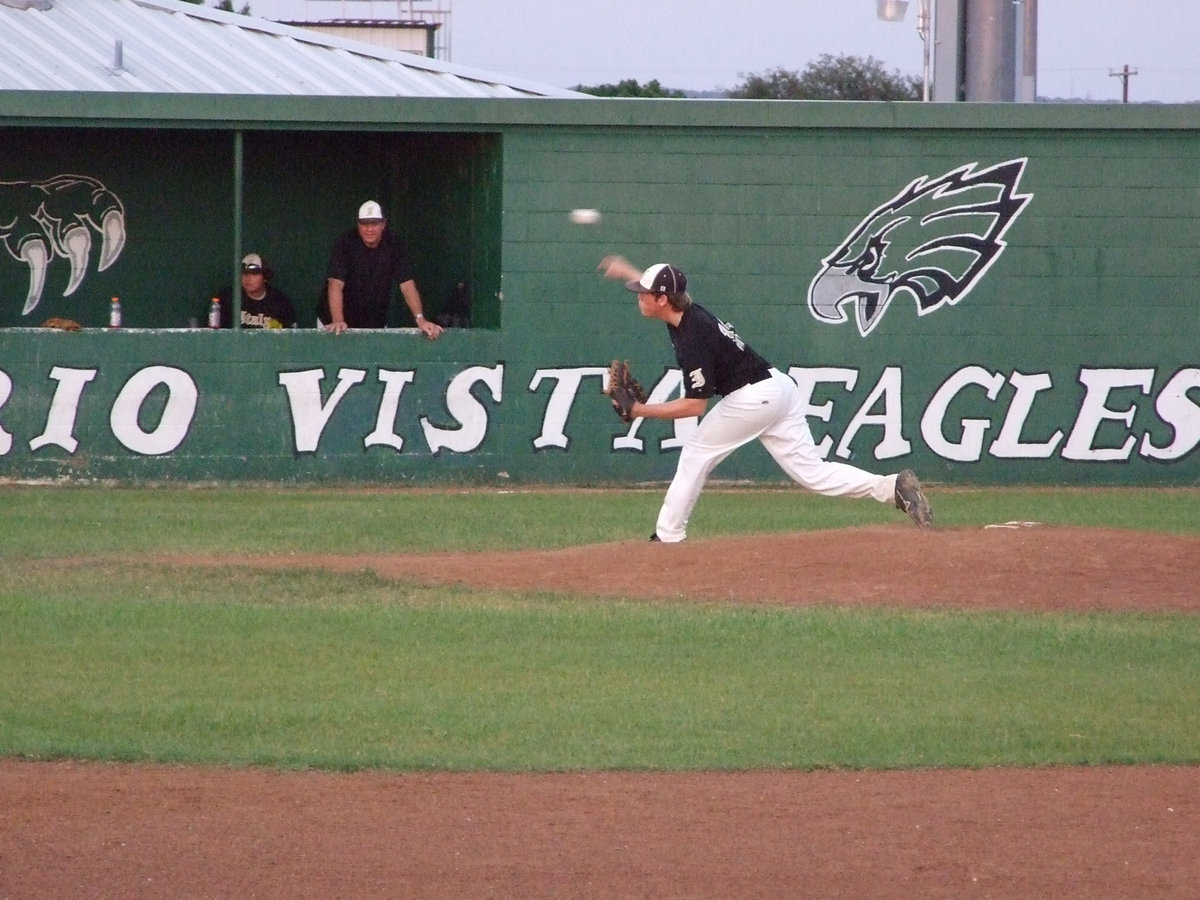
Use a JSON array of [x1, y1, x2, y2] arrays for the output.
[[0, 96, 1196, 485]]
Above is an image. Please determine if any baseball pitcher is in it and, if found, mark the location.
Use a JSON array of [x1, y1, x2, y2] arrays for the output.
[[599, 255, 933, 542]]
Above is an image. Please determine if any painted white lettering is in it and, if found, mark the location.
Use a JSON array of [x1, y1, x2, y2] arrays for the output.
[[1141, 368, 1200, 461], [921, 366, 1005, 462], [530, 367, 608, 450], [649, 370, 697, 452], [1062, 368, 1154, 461], [364, 369, 416, 451], [835, 366, 911, 460], [29, 366, 98, 452], [278, 367, 367, 453], [109, 366, 197, 455], [787, 367, 858, 458], [989, 371, 1064, 459], [421, 364, 502, 454], [614, 369, 697, 452], [0, 370, 12, 455]]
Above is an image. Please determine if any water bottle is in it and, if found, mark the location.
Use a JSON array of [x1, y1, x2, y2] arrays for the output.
[[109, 296, 122, 328], [208, 297, 221, 329]]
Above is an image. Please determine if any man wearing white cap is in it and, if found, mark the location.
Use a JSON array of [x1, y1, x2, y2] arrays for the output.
[[598, 254, 932, 542], [320, 200, 443, 338]]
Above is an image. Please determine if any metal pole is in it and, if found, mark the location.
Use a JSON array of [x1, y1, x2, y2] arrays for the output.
[[1013, 0, 1023, 101], [918, 0, 932, 100], [232, 130, 243, 329]]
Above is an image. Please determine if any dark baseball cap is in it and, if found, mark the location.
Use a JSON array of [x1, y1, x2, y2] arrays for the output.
[[625, 263, 687, 295]]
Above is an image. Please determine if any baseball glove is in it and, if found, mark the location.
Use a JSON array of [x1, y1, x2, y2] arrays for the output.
[[603, 359, 648, 423], [42, 317, 82, 331]]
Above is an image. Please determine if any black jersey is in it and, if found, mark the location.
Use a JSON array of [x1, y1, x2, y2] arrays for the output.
[[215, 285, 297, 329], [668, 303, 772, 399], [324, 228, 415, 328]]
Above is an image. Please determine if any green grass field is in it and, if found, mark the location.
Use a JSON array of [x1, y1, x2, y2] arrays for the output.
[[2, 485, 1198, 772]]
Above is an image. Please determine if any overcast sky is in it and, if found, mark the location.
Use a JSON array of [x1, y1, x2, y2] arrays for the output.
[[247, 0, 1199, 103]]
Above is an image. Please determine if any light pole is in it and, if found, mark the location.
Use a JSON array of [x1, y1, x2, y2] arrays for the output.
[[876, 0, 932, 101]]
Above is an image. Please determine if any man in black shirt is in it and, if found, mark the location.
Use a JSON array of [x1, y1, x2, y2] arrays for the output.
[[599, 255, 932, 542], [321, 200, 442, 338], [214, 253, 296, 329]]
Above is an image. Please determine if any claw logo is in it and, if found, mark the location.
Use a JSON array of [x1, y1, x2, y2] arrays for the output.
[[1, 175, 127, 316], [807, 158, 1031, 336]]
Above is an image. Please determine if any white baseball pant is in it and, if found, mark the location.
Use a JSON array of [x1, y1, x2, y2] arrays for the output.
[[655, 369, 898, 542]]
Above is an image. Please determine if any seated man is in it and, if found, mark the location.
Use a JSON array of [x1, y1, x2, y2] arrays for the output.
[[214, 253, 296, 329]]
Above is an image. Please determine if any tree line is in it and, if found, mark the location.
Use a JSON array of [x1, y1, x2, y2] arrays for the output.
[[576, 54, 920, 101]]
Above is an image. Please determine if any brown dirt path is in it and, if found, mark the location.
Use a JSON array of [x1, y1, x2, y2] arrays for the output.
[[5, 525, 1198, 898], [3, 761, 1196, 899], [161, 524, 1200, 613]]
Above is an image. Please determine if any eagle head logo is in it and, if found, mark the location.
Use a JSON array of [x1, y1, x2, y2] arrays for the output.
[[807, 158, 1032, 336]]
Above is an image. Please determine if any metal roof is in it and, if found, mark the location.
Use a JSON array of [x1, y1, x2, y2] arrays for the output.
[[0, 0, 584, 98]]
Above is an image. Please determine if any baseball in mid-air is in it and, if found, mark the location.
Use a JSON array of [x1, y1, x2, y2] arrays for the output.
[[569, 208, 602, 225]]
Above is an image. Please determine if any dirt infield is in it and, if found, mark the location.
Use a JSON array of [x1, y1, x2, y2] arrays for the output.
[[4, 525, 1198, 898], [214, 524, 1200, 613]]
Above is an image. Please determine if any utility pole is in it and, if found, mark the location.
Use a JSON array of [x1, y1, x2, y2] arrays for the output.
[[1109, 64, 1138, 103]]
